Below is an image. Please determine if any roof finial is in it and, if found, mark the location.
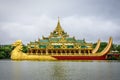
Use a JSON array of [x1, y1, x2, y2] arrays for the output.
[[58, 16, 60, 23]]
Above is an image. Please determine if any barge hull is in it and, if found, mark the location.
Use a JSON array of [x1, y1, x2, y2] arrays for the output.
[[52, 55, 106, 60]]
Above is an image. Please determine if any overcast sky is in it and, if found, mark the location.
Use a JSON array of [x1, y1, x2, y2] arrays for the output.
[[0, 0, 120, 44]]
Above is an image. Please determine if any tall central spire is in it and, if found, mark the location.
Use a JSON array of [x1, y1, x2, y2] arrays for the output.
[[49, 17, 69, 38], [55, 17, 63, 32]]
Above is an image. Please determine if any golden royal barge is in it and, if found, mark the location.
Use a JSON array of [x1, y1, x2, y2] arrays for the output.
[[11, 18, 112, 60]]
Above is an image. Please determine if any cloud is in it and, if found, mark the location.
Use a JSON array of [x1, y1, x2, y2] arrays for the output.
[[0, 15, 55, 44], [0, 15, 119, 44], [0, 0, 120, 44], [62, 16, 120, 43]]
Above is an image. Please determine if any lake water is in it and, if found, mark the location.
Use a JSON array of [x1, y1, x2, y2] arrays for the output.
[[0, 60, 120, 80]]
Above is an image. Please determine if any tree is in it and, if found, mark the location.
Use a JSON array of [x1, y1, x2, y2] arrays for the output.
[[116, 45, 120, 53], [4, 47, 12, 58], [22, 45, 28, 53], [0, 45, 13, 59], [111, 44, 117, 51], [98, 42, 107, 52], [0, 51, 5, 59]]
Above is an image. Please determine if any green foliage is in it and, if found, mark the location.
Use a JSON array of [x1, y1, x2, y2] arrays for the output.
[[111, 44, 117, 51], [0, 51, 6, 59], [116, 45, 120, 53], [0, 42, 120, 59], [93, 42, 120, 53], [107, 56, 117, 60], [93, 42, 120, 60], [92, 43, 97, 48], [93, 42, 107, 52], [22, 45, 28, 53], [99, 42, 107, 52], [0, 45, 13, 59], [0, 44, 28, 59]]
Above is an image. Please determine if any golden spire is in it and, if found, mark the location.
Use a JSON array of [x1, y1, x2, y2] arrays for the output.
[[58, 16, 60, 23], [55, 17, 63, 32], [49, 17, 69, 38]]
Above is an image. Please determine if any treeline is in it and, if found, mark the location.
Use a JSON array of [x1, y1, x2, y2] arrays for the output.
[[0, 43, 120, 59], [93, 42, 120, 53], [0, 45, 27, 59], [0, 45, 12, 59]]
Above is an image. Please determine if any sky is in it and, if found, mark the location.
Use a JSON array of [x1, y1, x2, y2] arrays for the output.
[[0, 0, 120, 44]]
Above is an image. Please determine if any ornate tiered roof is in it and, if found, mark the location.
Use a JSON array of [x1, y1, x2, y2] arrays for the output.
[[27, 18, 93, 49]]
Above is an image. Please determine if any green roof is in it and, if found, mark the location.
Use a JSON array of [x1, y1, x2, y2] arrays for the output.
[[39, 45, 47, 48], [30, 42, 36, 44], [76, 40, 84, 43], [49, 38, 61, 42], [66, 38, 75, 42], [40, 39, 49, 43], [81, 45, 88, 48], [54, 45, 61, 48], [67, 45, 74, 48]]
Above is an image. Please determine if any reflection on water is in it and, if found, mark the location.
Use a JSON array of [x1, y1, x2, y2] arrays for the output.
[[0, 60, 120, 80], [51, 63, 67, 80]]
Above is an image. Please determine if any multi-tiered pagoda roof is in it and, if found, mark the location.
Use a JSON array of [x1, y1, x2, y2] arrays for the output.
[[27, 18, 93, 54]]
